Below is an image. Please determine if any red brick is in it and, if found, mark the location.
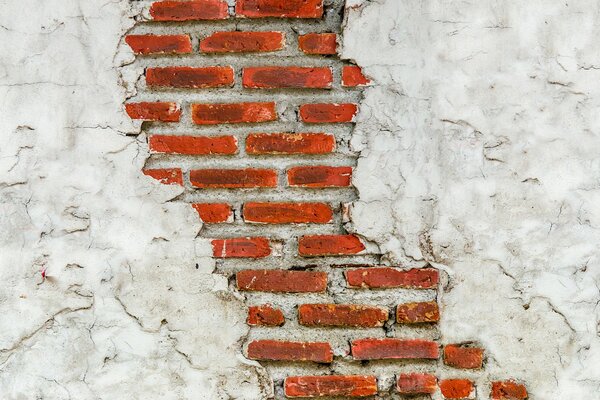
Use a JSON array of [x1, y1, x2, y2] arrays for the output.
[[143, 168, 183, 186], [298, 234, 365, 256], [236, 270, 327, 293], [298, 33, 337, 55], [191, 203, 232, 223], [397, 373, 437, 395], [346, 267, 439, 289], [439, 379, 474, 399], [287, 166, 352, 187], [246, 133, 335, 155], [150, 0, 228, 21], [236, 0, 323, 18], [247, 340, 332, 363], [126, 102, 180, 122], [125, 34, 192, 55], [243, 67, 332, 89], [191, 102, 277, 125], [190, 168, 277, 189], [146, 66, 234, 88], [200, 31, 285, 53], [247, 305, 285, 326], [211, 237, 271, 258], [342, 66, 370, 87], [443, 344, 484, 369], [397, 301, 440, 324], [243, 202, 333, 224], [285, 376, 377, 398], [149, 135, 237, 155], [298, 304, 388, 328], [491, 381, 528, 400], [351, 339, 439, 360], [300, 103, 357, 123]]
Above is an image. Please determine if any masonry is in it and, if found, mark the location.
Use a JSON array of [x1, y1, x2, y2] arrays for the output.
[[125, 1, 527, 398]]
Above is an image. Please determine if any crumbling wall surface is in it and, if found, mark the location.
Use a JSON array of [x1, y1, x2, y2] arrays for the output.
[[0, 1, 269, 398], [343, 0, 600, 398]]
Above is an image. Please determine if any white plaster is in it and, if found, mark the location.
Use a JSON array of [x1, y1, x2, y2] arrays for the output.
[[343, 0, 600, 398], [0, 1, 269, 398]]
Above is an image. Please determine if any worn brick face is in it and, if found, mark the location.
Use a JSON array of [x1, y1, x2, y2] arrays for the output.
[[300, 103, 357, 123], [149, 135, 237, 155], [191, 203, 232, 223], [284, 376, 377, 398], [346, 267, 439, 289], [491, 381, 528, 399], [298, 304, 388, 328], [236, 270, 327, 292], [190, 168, 277, 188], [444, 344, 484, 369], [243, 67, 333, 89], [351, 338, 439, 360], [247, 340, 332, 362], [439, 379, 475, 399], [150, 0, 229, 21], [126, 102, 180, 122], [247, 305, 285, 326], [298, 33, 337, 54], [342, 66, 370, 87], [246, 133, 335, 155], [243, 202, 333, 224], [191, 102, 277, 125], [143, 168, 183, 186], [211, 237, 271, 258], [236, 0, 324, 18], [200, 31, 285, 53], [287, 166, 352, 187], [298, 234, 365, 256], [397, 373, 437, 395], [125, 34, 192, 55], [396, 301, 440, 324], [146, 66, 234, 88]]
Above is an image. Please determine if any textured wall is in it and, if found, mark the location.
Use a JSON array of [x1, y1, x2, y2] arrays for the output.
[[343, 0, 600, 398], [1, 0, 598, 399]]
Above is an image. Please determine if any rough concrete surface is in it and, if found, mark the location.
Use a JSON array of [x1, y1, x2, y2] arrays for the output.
[[0, 0, 599, 399]]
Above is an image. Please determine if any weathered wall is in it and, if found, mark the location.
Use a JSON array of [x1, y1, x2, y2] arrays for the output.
[[1, 0, 599, 399], [343, 0, 600, 398]]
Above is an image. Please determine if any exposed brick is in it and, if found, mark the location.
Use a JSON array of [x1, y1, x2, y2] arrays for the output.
[[126, 102, 180, 122], [149, 135, 237, 155], [236, 270, 327, 293], [439, 379, 475, 399], [243, 67, 332, 89], [298, 234, 365, 256], [190, 168, 277, 188], [150, 0, 228, 21], [191, 203, 232, 223], [351, 338, 439, 360], [345, 267, 439, 289], [236, 0, 323, 18], [243, 202, 333, 224], [397, 373, 437, 395], [443, 344, 484, 369], [342, 66, 371, 87], [396, 301, 440, 324], [146, 66, 234, 88], [491, 381, 528, 400], [246, 133, 335, 155], [287, 166, 352, 187], [247, 305, 285, 326], [143, 168, 183, 186], [298, 33, 337, 55], [300, 103, 357, 123], [247, 340, 332, 363], [125, 34, 192, 55], [211, 237, 271, 258], [285, 376, 377, 398], [191, 102, 277, 125], [298, 304, 388, 328], [200, 31, 285, 53]]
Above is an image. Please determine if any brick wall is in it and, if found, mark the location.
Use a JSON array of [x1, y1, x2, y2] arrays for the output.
[[125, 1, 527, 398]]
